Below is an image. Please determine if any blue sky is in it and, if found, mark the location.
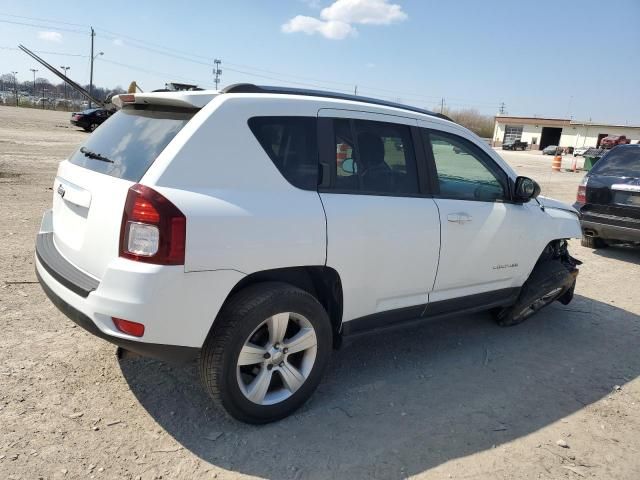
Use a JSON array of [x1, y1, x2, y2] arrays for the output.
[[1, 0, 639, 123]]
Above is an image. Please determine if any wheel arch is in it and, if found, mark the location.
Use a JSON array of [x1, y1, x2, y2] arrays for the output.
[[218, 266, 344, 347]]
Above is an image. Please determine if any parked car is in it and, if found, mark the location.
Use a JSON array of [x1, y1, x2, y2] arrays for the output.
[[502, 139, 528, 151], [542, 145, 560, 155], [600, 135, 631, 149], [574, 144, 640, 248], [36, 85, 582, 424], [70, 108, 113, 132], [573, 146, 591, 157]]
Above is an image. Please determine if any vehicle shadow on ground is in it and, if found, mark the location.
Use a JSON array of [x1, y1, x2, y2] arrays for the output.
[[119, 294, 640, 479], [593, 244, 640, 266]]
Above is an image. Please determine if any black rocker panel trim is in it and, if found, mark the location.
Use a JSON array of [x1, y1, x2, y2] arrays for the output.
[[341, 287, 520, 336]]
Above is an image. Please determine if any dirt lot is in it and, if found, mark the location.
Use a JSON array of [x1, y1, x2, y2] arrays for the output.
[[1, 106, 639, 480]]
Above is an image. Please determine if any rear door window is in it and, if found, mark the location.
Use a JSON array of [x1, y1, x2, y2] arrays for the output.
[[591, 147, 639, 176], [68, 106, 194, 182], [329, 118, 419, 195], [248, 117, 318, 190]]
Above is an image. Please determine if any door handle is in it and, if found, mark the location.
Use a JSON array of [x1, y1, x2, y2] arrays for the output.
[[447, 213, 472, 224]]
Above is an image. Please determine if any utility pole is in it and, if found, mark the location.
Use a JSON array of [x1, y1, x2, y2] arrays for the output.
[[499, 102, 506, 115], [41, 84, 46, 109], [30, 68, 38, 96], [11, 71, 18, 106], [213, 59, 222, 90], [89, 27, 95, 108], [440, 97, 445, 114], [354, 85, 358, 96], [60, 66, 70, 110]]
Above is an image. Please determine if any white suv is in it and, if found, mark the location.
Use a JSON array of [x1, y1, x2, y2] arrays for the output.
[[36, 84, 582, 423]]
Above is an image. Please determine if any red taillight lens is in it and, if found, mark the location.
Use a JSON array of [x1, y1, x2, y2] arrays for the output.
[[112, 318, 145, 337], [119, 184, 186, 265], [576, 185, 586, 203], [131, 196, 160, 223]]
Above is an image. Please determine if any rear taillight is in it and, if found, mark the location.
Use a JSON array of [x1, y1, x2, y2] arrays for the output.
[[119, 184, 186, 265], [576, 177, 587, 204]]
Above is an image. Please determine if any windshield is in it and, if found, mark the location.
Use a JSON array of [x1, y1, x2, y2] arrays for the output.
[[68, 106, 194, 181], [590, 147, 639, 177]]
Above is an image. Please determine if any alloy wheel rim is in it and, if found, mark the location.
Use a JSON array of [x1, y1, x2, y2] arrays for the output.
[[236, 312, 317, 405], [515, 287, 563, 321]]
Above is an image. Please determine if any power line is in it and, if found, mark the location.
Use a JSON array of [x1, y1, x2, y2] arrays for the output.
[[96, 57, 215, 88], [0, 46, 88, 57], [0, 18, 86, 34], [0, 12, 87, 28]]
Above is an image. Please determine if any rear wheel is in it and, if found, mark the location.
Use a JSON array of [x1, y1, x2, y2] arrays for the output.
[[495, 261, 575, 327], [89, 122, 98, 132], [581, 236, 607, 248], [199, 282, 332, 424]]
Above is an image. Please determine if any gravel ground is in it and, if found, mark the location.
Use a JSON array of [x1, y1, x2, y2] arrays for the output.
[[1, 106, 639, 480]]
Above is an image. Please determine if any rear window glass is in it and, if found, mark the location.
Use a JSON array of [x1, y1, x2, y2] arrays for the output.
[[68, 107, 194, 182], [248, 117, 318, 190], [591, 147, 640, 176]]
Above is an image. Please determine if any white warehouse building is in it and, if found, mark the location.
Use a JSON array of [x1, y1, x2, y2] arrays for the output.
[[493, 116, 640, 150]]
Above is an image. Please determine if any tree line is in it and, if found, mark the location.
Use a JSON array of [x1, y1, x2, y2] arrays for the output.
[[432, 106, 495, 138], [0, 72, 124, 102]]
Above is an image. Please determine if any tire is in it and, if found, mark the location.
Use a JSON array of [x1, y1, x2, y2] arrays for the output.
[[495, 261, 575, 327], [199, 282, 332, 424], [581, 236, 607, 248], [90, 123, 98, 132]]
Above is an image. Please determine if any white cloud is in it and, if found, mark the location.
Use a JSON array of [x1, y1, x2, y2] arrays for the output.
[[282, 15, 356, 40], [282, 0, 407, 40], [113, 38, 125, 46], [366, 62, 376, 68], [38, 31, 63, 42], [321, 0, 407, 25]]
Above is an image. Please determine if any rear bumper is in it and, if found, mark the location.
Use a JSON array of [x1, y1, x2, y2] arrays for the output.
[[574, 203, 640, 243], [36, 266, 200, 362], [35, 210, 245, 362], [580, 219, 640, 243]]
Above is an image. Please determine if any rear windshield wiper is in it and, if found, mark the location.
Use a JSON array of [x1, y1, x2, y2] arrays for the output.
[[80, 146, 114, 163]]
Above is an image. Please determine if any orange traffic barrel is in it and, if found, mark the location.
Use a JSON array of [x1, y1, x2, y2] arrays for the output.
[[552, 155, 562, 171]]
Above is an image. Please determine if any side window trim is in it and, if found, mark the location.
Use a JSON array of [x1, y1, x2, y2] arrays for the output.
[[423, 128, 512, 203], [415, 128, 440, 195], [317, 117, 334, 188]]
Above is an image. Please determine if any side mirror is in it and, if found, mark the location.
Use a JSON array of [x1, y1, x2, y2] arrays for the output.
[[341, 158, 356, 174], [514, 176, 541, 202]]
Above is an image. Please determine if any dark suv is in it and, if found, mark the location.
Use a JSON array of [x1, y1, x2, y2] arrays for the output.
[[574, 145, 640, 247], [70, 108, 113, 132]]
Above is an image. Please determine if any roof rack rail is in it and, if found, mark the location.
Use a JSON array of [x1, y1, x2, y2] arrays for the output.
[[221, 83, 454, 122]]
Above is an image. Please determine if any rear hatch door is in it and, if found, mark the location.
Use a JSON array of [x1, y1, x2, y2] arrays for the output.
[[51, 105, 195, 279]]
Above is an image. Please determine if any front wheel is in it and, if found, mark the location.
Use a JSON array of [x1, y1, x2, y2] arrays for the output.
[[495, 261, 575, 327], [199, 282, 332, 424]]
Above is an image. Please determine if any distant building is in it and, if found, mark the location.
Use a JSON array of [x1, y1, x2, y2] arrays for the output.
[[493, 116, 640, 150]]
